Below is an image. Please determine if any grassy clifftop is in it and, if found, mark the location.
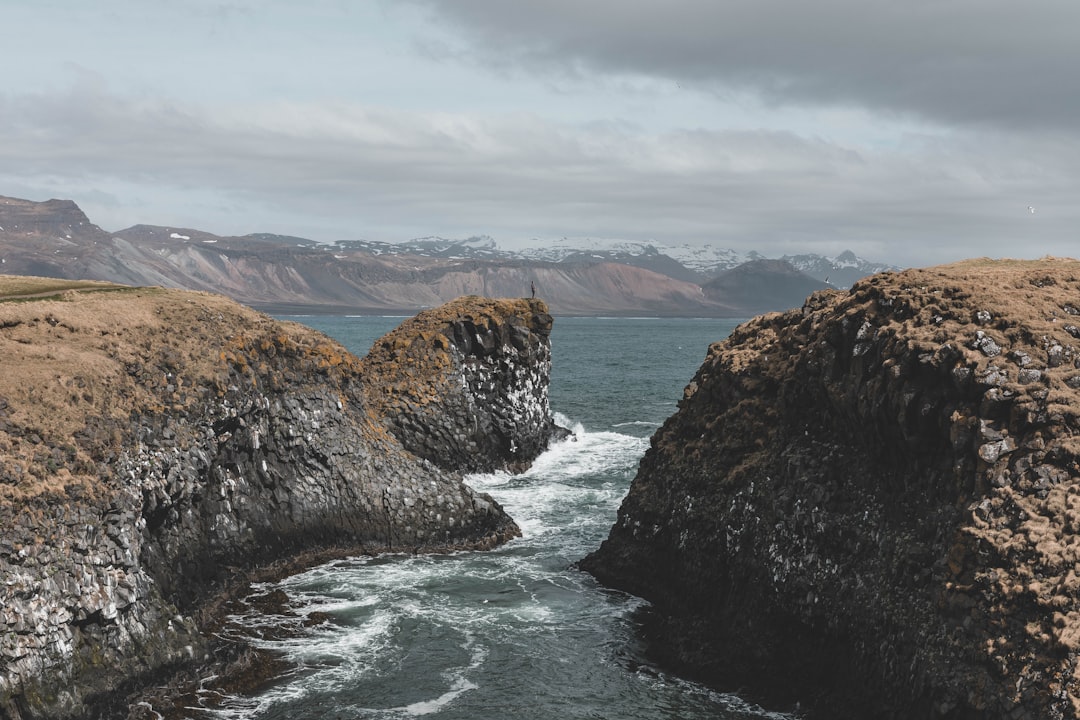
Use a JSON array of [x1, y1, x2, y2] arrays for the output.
[[1, 277, 552, 719], [584, 257, 1080, 719], [0, 275, 360, 504]]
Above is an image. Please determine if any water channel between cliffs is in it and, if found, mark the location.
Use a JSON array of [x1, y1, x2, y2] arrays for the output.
[[197, 315, 791, 720]]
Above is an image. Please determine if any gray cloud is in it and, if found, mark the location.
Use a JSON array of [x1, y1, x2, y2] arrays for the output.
[[4, 83, 1077, 268], [4, 0, 1079, 270], [403, 0, 1080, 131]]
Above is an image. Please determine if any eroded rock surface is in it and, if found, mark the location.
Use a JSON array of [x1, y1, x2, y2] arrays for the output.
[[362, 296, 564, 473], [0, 282, 558, 719], [582, 259, 1080, 719]]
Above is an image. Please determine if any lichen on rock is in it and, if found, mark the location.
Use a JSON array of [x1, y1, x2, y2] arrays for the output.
[[0, 279, 560, 719], [581, 258, 1080, 719], [361, 295, 565, 473]]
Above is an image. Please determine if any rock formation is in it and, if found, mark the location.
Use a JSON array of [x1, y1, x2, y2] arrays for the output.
[[0, 280, 560, 719], [582, 259, 1080, 719], [362, 296, 566, 473]]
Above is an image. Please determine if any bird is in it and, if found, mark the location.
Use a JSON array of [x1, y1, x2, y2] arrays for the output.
[[1028, 206, 1036, 214]]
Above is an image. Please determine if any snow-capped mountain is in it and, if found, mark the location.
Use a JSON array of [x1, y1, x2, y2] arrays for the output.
[[324, 234, 893, 287], [518, 237, 892, 285], [329, 235, 504, 259], [656, 245, 765, 274], [0, 193, 897, 317], [781, 250, 896, 288], [517, 237, 662, 263]]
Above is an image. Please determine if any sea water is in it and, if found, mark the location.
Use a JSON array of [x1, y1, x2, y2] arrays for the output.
[[201, 315, 793, 720]]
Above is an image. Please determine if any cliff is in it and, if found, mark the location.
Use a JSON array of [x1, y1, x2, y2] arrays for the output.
[[582, 258, 1080, 719], [361, 296, 565, 473], [0, 278, 560, 719]]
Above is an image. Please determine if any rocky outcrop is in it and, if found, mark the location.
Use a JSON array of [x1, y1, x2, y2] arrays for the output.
[[362, 296, 565, 473], [0, 281, 559, 719], [582, 259, 1080, 719]]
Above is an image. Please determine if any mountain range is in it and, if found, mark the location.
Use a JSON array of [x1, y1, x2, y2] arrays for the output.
[[0, 194, 895, 317]]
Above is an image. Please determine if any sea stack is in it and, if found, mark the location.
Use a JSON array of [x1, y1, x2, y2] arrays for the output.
[[582, 259, 1080, 719], [0, 279, 561, 719], [362, 295, 564, 473]]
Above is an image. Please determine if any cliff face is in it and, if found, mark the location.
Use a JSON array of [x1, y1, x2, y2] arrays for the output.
[[0, 280, 558, 719], [582, 259, 1080, 719], [362, 296, 564, 473]]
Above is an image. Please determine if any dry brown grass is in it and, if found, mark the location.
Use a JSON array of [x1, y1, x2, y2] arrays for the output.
[[829, 258, 1080, 679], [0, 275, 129, 300], [684, 257, 1080, 713], [360, 295, 545, 416], [0, 277, 346, 504]]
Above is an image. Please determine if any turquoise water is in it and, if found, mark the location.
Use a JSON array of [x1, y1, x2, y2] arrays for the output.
[[198, 315, 792, 720]]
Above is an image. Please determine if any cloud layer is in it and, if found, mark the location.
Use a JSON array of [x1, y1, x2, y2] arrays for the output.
[[2, 1, 1077, 268], [405, 0, 1080, 130]]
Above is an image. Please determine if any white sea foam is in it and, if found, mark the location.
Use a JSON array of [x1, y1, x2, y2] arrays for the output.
[[526, 427, 645, 481], [201, 399, 795, 719], [466, 422, 646, 544], [393, 640, 486, 717], [189, 314, 797, 719], [399, 677, 479, 716]]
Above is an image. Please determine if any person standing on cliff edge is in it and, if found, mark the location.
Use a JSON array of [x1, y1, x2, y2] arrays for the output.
[[531, 281, 536, 298]]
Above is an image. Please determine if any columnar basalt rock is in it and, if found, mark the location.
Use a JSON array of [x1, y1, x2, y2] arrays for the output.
[[0, 282, 558, 719], [361, 296, 566, 473], [582, 259, 1080, 720]]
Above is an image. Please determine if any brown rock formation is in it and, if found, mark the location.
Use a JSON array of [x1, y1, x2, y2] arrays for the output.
[[0, 278, 560, 719], [582, 258, 1080, 719]]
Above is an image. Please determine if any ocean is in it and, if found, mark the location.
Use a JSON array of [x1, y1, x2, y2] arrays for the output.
[[198, 315, 793, 720]]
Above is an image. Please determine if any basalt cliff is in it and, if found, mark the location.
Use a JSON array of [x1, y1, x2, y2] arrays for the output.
[[0, 278, 561, 719], [582, 259, 1080, 719]]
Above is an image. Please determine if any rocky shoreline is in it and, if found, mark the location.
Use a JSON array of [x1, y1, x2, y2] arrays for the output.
[[0, 280, 561, 719], [582, 259, 1080, 719]]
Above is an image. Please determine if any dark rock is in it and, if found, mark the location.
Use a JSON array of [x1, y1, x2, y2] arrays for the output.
[[581, 259, 1080, 719], [362, 296, 568, 474], [1018, 368, 1043, 384], [0, 288, 561, 719], [971, 330, 1002, 357]]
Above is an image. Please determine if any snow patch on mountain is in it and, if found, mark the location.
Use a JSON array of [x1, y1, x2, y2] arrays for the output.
[[325, 234, 894, 286]]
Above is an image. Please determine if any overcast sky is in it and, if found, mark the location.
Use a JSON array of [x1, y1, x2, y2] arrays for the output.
[[2, 0, 1078, 268]]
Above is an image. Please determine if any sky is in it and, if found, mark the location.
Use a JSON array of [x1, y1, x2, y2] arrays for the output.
[[2, 0, 1078, 268]]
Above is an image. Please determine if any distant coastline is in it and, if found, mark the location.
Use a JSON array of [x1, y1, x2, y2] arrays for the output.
[[0, 193, 893, 320]]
